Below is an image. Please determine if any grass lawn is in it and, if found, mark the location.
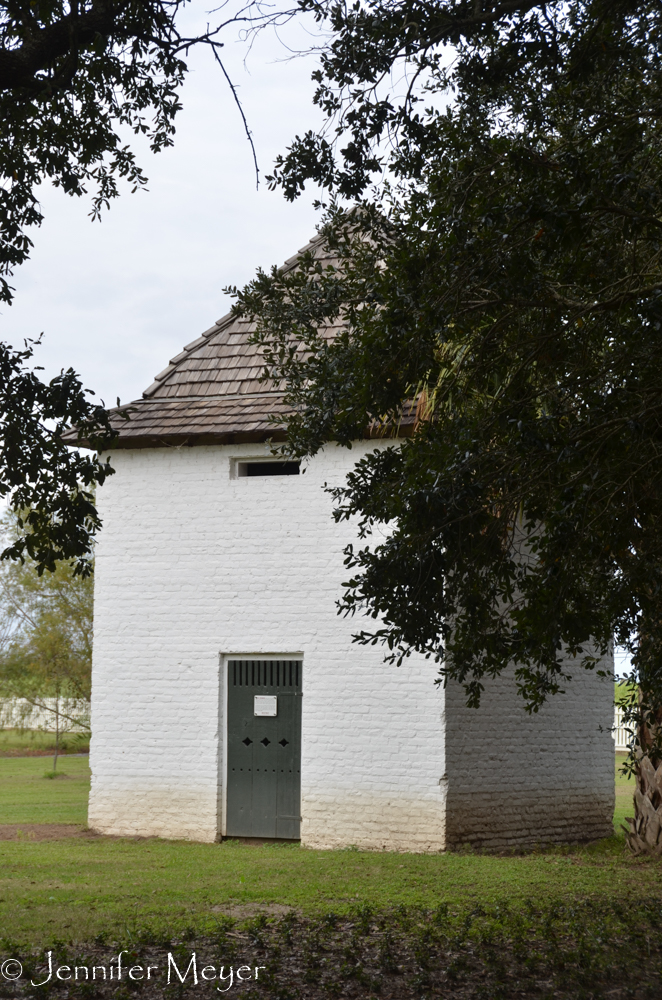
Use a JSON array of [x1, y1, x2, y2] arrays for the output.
[[615, 750, 635, 834], [0, 755, 90, 825], [0, 728, 90, 756], [0, 752, 658, 949]]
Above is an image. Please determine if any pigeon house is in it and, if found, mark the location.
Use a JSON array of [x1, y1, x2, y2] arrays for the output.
[[82, 236, 615, 850]]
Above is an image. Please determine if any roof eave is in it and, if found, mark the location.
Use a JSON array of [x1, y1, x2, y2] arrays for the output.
[[71, 427, 290, 451]]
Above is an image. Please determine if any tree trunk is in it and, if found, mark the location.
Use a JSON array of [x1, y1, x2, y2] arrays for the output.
[[53, 694, 59, 773], [622, 680, 662, 855], [624, 754, 662, 854]]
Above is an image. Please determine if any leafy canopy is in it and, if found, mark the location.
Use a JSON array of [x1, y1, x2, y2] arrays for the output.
[[235, 1, 662, 723], [0, 0, 293, 303], [0, 339, 116, 575], [0, 0, 294, 572]]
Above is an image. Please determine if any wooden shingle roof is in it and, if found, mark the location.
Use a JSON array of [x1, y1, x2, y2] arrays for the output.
[[67, 231, 415, 450], [71, 234, 336, 450]]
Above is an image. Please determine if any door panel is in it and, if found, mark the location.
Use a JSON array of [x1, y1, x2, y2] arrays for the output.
[[226, 659, 302, 838]]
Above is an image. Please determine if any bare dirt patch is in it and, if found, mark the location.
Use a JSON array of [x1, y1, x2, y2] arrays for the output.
[[0, 823, 98, 841], [210, 903, 294, 918]]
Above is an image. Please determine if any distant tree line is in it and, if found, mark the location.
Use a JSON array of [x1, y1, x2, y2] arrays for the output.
[[0, 513, 92, 769]]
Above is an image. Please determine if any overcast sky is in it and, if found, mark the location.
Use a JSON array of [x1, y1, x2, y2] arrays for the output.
[[0, 8, 324, 407]]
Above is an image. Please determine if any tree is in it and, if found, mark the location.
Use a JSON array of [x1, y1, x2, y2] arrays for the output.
[[234, 1, 662, 849], [0, 0, 292, 305], [0, 0, 294, 574], [0, 339, 117, 575], [0, 513, 93, 771]]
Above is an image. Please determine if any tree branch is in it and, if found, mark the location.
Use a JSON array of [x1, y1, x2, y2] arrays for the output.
[[0, 1, 134, 92], [427, 0, 547, 45]]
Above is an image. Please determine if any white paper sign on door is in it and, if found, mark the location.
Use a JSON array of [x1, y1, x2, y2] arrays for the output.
[[254, 695, 278, 717]]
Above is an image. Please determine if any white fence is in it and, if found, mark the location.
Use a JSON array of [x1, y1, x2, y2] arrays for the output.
[[613, 705, 633, 751], [0, 697, 90, 733]]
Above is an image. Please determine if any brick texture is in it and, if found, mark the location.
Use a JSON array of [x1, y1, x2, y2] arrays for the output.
[[445, 666, 614, 848], [89, 442, 614, 850]]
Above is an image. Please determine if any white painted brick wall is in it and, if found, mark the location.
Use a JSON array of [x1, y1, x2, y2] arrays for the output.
[[445, 662, 614, 848], [89, 442, 445, 849], [90, 441, 614, 850]]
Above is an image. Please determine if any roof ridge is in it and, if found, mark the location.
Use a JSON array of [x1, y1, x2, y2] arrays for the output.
[[141, 232, 329, 400]]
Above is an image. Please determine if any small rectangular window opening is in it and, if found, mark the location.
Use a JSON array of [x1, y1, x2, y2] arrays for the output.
[[237, 461, 301, 478]]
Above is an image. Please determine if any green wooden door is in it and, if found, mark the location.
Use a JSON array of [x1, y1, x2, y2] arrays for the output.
[[226, 659, 302, 839]]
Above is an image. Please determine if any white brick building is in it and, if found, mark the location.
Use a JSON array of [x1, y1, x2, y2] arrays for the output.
[[85, 239, 615, 851]]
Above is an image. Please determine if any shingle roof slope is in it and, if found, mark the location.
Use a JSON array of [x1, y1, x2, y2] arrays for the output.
[[76, 233, 336, 449], [66, 232, 415, 450]]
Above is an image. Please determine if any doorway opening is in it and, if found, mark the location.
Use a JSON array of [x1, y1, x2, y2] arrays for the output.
[[226, 659, 302, 839]]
